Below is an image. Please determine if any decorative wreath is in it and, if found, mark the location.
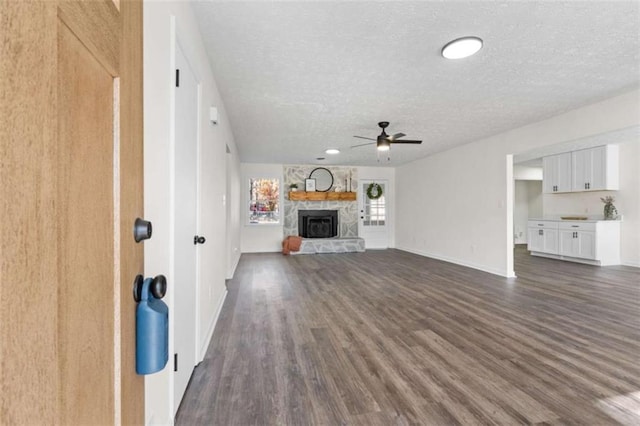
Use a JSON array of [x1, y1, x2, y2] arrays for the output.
[[366, 183, 383, 200]]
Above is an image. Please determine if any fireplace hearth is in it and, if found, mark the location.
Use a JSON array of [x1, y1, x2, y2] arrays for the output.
[[298, 210, 338, 238]]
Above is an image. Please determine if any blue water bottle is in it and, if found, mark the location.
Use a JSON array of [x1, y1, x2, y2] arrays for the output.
[[134, 275, 168, 375]]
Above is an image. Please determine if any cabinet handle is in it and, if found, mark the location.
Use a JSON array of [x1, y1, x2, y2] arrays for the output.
[[539, 230, 543, 235], [571, 225, 579, 228], [587, 182, 590, 189]]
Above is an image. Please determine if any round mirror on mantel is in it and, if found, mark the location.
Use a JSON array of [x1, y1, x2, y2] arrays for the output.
[[309, 167, 334, 192]]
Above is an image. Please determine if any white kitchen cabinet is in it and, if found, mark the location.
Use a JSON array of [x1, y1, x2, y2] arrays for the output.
[[528, 219, 620, 266], [543, 153, 572, 194], [559, 229, 595, 259], [571, 145, 619, 191], [527, 221, 558, 254]]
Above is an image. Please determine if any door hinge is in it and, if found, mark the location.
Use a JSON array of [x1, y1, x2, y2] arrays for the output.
[[175, 69, 180, 87], [174, 353, 178, 372]]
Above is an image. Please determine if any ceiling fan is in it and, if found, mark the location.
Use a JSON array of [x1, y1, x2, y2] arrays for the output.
[[352, 121, 422, 151]]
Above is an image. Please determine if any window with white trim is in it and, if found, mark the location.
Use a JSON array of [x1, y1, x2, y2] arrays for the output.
[[248, 178, 280, 224]]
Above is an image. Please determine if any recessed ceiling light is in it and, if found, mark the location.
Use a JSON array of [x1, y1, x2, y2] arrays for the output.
[[441, 36, 483, 59], [325, 148, 340, 155]]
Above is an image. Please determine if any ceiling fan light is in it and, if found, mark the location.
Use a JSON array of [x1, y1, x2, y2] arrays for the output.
[[325, 148, 340, 155], [377, 143, 390, 151], [441, 36, 483, 59]]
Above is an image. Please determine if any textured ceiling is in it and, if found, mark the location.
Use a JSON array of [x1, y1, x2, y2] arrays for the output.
[[192, 1, 640, 167]]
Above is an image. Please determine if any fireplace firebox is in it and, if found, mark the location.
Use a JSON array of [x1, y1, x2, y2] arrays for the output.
[[298, 210, 338, 238]]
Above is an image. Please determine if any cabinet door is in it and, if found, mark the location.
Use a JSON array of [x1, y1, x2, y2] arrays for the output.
[[543, 229, 559, 254], [577, 231, 596, 259], [544, 153, 571, 193], [527, 228, 544, 252], [572, 149, 590, 191], [542, 156, 556, 194], [589, 146, 607, 191], [559, 230, 578, 257], [556, 152, 572, 192]]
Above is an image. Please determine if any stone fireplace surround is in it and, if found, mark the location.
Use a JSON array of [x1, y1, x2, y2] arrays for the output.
[[283, 165, 358, 238]]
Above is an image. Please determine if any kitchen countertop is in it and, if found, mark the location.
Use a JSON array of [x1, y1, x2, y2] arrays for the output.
[[528, 217, 621, 223]]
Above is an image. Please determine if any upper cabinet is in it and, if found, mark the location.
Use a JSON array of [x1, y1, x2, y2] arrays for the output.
[[571, 145, 619, 191], [542, 152, 572, 194], [543, 145, 619, 194]]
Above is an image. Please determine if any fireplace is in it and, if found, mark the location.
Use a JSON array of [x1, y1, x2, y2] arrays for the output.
[[298, 210, 338, 238]]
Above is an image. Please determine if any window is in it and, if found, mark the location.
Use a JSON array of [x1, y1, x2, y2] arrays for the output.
[[248, 178, 280, 224], [364, 195, 386, 226]]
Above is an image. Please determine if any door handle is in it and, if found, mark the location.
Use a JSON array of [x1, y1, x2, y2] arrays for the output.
[[134, 218, 152, 242], [194, 235, 206, 245]]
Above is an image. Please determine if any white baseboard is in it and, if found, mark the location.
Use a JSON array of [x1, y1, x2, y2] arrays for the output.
[[146, 413, 173, 426], [396, 247, 515, 278], [226, 252, 240, 280], [622, 260, 640, 268], [199, 289, 228, 362]]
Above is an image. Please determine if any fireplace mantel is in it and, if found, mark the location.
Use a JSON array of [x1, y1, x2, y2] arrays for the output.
[[288, 191, 356, 201]]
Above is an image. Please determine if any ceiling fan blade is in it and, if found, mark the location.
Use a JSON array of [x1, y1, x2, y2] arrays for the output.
[[350, 141, 376, 148], [353, 135, 376, 141], [390, 132, 406, 140], [391, 140, 422, 144]]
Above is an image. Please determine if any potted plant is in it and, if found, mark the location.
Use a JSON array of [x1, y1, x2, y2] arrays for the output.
[[289, 183, 299, 192], [601, 196, 619, 220]]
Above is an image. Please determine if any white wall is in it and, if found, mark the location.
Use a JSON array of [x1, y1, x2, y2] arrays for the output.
[[528, 181, 543, 219], [396, 90, 640, 276], [514, 165, 543, 180], [226, 149, 241, 278], [543, 140, 640, 266], [514, 180, 543, 244], [144, 2, 241, 423], [240, 163, 284, 253], [358, 166, 396, 248]]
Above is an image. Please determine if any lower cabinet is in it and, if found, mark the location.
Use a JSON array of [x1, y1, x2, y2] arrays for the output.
[[527, 219, 620, 266], [559, 229, 595, 259], [527, 221, 558, 253]]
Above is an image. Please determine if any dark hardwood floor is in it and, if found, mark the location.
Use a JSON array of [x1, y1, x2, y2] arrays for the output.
[[176, 247, 640, 425]]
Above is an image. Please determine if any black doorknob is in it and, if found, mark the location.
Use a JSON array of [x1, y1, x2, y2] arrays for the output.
[[134, 218, 152, 242], [194, 235, 206, 245]]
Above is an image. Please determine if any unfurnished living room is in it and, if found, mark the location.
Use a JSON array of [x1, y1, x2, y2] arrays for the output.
[[2, 1, 640, 425]]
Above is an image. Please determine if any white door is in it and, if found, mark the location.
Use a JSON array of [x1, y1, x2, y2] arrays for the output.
[[556, 152, 572, 193], [542, 156, 556, 194], [578, 232, 596, 259], [359, 180, 389, 249], [527, 228, 543, 252], [589, 146, 607, 190], [559, 230, 579, 257], [572, 149, 589, 191], [173, 44, 198, 413], [542, 229, 559, 254]]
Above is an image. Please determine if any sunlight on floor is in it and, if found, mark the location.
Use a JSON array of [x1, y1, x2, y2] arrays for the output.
[[597, 391, 640, 425]]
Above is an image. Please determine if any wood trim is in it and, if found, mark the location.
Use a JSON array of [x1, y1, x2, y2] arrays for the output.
[[118, 0, 145, 423], [0, 2, 59, 423], [57, 0, 121, 76], [288, 191, 356, 201]]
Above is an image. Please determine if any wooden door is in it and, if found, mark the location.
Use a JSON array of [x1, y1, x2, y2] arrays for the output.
[[1, 1, 144, 424]]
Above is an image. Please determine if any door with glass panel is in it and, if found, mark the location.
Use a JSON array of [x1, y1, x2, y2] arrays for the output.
[[359, 180, 389, 249]]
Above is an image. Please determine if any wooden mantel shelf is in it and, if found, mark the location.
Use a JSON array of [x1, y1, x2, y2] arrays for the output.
[[288, 191, 356, 201]]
